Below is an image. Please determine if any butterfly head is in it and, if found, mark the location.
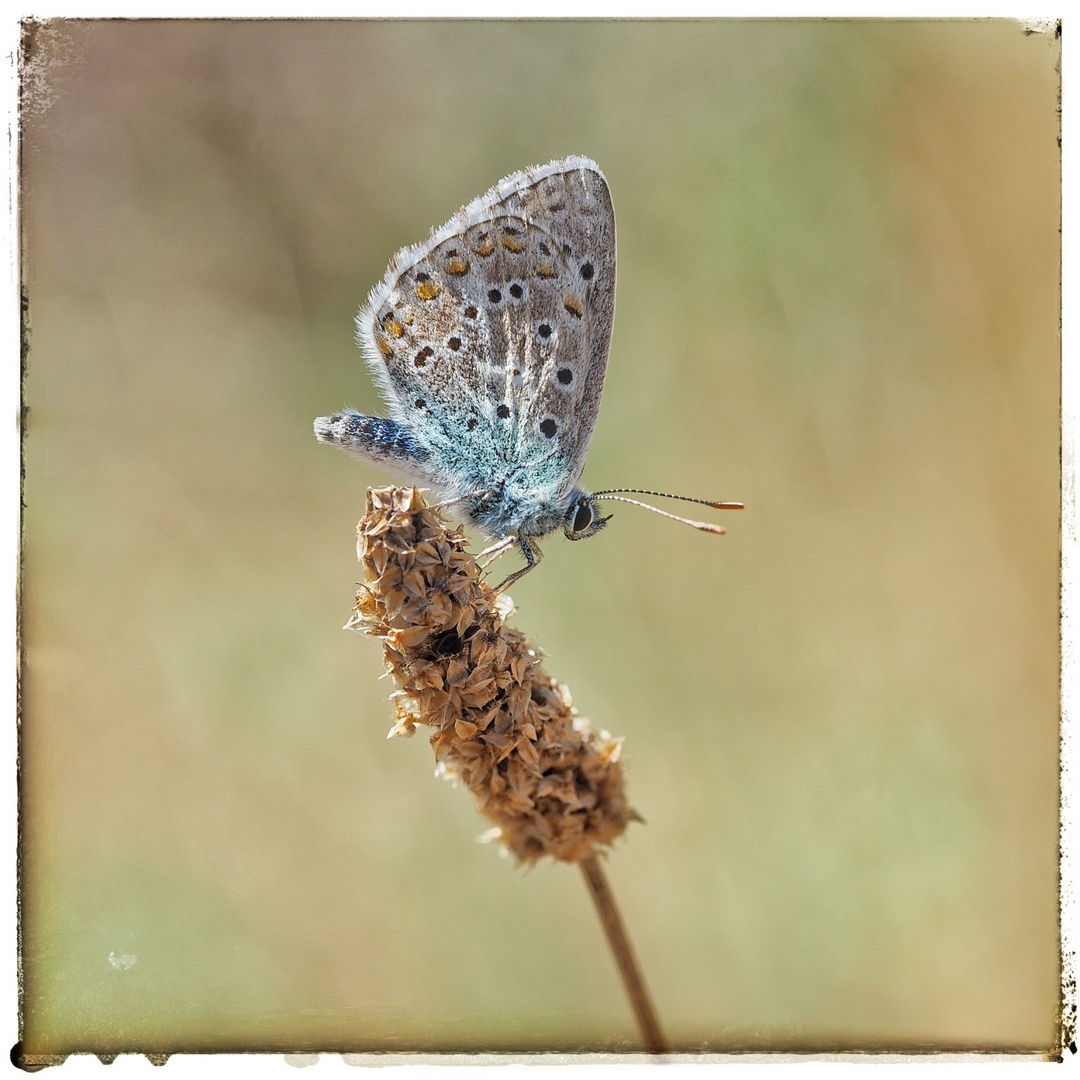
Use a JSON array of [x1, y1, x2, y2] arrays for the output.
[[563, 492, 611, 542]]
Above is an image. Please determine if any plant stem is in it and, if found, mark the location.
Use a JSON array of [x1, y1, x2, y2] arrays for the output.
[[579, 852, 668, 1054]]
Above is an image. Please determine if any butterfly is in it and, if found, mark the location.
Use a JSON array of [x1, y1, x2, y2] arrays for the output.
[[315, 156, 741, 588]]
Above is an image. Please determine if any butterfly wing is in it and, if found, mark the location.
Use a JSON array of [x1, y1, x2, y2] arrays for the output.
[[357, 157, 616, 501]]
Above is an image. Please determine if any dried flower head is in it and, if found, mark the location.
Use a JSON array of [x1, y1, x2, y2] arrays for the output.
[[348, 486, 635, 864]]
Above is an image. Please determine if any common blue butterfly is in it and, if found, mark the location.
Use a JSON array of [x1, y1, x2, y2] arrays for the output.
[[315, 157, 741, 587]]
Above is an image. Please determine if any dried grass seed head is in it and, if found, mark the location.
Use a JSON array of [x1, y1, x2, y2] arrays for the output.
[[351, 486, 634, 864]]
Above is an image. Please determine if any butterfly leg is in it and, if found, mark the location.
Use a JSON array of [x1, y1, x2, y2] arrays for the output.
[[490, 536, 543, 594], [478, 535, 518, 569]]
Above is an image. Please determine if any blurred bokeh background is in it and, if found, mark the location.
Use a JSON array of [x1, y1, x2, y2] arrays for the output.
[[19, 19, 1060, 1056]]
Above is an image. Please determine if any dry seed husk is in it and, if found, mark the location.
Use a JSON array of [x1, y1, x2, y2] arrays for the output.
[[352, 487, 633, 864]]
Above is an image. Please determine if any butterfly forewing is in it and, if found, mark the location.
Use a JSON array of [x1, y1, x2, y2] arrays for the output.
[[357, 157, 616, 495]]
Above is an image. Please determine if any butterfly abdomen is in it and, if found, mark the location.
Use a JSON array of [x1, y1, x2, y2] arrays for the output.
[[314, 410, 430, 468]]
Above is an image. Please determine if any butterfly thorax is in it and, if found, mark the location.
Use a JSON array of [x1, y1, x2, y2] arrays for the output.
[[466, 479, 581, 540]]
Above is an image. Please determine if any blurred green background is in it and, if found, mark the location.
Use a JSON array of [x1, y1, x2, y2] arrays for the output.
[[20, 19, 1060, 1055]]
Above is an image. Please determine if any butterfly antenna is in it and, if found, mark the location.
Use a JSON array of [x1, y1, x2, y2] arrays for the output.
[[593, 488, 744, 512], [593, 495, 730, 534]]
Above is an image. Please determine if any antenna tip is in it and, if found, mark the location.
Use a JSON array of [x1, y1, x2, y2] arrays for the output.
[[710, 502, 744, 510]]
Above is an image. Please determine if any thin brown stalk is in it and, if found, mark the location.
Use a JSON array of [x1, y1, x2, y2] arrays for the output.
[[349, 486, 667, 1050], [580, 853, 668, 1054]]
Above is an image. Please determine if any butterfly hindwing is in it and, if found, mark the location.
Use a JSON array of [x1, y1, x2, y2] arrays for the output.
[[356, 157, 615, 496]]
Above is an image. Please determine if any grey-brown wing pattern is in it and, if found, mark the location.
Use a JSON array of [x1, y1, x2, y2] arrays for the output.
[[356, 158, 615, 488]]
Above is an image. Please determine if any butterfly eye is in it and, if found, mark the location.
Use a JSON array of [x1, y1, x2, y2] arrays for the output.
[[572, 502, 593, 534]]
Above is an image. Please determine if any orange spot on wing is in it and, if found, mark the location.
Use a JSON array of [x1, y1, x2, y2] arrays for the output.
[[415, 282, 440, 301], [447, 258, 469, 275], [384, 318, 404, 338], [474, 235, 495, 256], [564, 295, 584, 318], [501, 235, 526, 253], [536, 261, 556, 278], [376, 335, 393, 358]]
